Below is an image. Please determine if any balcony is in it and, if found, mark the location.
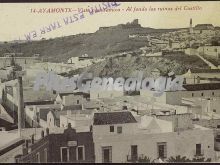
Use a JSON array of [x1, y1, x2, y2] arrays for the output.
[[193, 150, 204, 158], [127, 155, 138, 162], [127, 154, 147, 162]]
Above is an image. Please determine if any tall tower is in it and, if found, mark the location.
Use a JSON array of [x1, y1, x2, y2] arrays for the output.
[[9, 53, 25, 137], [189, 18, 193, 34], [17, 75, 25, 137]]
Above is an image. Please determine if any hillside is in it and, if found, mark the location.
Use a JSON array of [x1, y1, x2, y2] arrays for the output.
[[0, 23, 179, 62], [62, 54, 209, 78]]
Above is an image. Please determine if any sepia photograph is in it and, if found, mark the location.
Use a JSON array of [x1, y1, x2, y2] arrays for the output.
[[0, 1, 220, 163]]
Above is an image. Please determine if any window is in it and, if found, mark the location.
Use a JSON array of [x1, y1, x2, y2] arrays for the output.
[[217, 125, 220, 129], [36, 152, 40, 163], [117, 126, 122, 134], [192, 93, 194, 97], [77, 146, 85, 161], [212, 92, 215, 96], [60, 147, 69, 162], [157, 142, 167, 159], [196, 144, 202, 156], [213, 109, 216, 113], [102, 146, 112, 163], [131, 145, 138, 161], [44, 148, 47, 162], [110, 126, 114, 132], [201, 93, 204, 97], [77, 100, 79, 104]]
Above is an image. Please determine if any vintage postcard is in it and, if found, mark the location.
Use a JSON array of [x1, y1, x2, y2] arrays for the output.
[[0, 1, 220, 163]]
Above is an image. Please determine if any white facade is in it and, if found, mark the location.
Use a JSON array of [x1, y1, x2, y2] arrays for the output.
[[183, 69, 220, 84], [25, 104, 60, 127], [93, 116, 215, 163], [67, 57, 93, 68], [140, 89, 220, 106], [185, 46, 220, 59], [90, 90, 124, 100], [197, 46, 220, 59], [184, 97, 220, 117], [47, 111, 57, 128], [60, 114, 92, 128], [55, 94, 83, 106], [171, 42, 181, 49]]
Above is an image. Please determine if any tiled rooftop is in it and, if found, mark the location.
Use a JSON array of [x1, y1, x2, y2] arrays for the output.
[[189, 69, 220, 73], [93, 111, 137, 125], [183, 83, 220, 91]]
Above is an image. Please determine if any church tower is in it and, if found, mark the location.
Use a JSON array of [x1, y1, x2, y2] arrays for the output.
[[189, 18, 193, 34]]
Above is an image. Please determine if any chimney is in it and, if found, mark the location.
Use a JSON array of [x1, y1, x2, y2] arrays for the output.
[[189, 18, 193, 34], [64, 123, 76, 139], [17, 76, 25, 137], [190, 18, 192, 30], [68, 123, 72, 129]]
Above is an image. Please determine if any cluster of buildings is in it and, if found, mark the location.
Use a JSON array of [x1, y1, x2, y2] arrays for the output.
[[0, 110, 216, 163], [129, 19, 220, 67], [0, 53, 103, 82], [1, 70, 220, 162], [1, 18, 220, 163]]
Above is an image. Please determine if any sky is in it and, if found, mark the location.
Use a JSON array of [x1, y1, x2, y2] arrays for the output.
[[0, 1, 220, 41]]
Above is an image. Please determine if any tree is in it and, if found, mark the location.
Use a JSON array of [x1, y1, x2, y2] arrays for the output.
[[167, 155, 212, 163], [137, 156, 152, 163], [192, 157, 211, 162], [167, 155, 191, 162]]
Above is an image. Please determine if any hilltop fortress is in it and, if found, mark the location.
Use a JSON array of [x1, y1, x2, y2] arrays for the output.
[[99, 19, 141, 31]]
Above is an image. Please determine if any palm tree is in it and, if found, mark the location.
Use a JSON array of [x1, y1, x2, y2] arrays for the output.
[[167, 155, 191, 162], [138, 156, 152, 163], [192, 157, 211, 162], [167, 155, 212, 163]]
